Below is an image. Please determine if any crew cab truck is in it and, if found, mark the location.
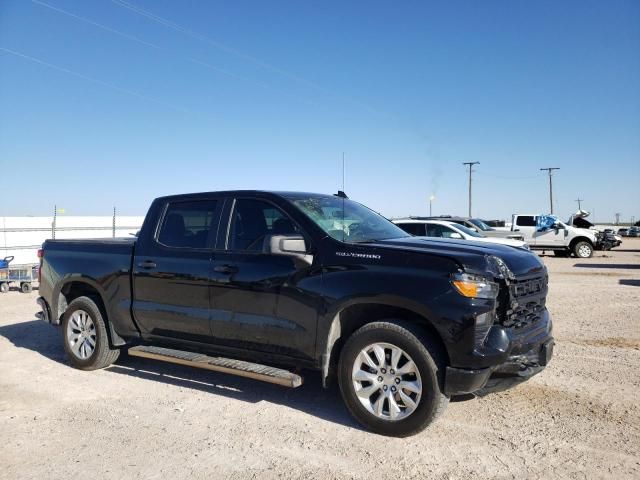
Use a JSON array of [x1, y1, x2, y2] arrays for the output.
[[511, 214, 600, 258], [37, 191, 553, 437]]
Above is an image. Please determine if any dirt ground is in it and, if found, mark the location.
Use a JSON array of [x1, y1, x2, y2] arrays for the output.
[[1, 240, 639, 479]]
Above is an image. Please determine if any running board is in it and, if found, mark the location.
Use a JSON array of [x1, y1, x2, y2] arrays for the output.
[[128, 345, 303, 388]]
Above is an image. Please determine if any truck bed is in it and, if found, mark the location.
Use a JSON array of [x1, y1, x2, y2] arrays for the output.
[[40, 237, 138, 339]]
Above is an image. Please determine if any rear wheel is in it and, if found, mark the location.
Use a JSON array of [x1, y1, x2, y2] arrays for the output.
[[0, 282, 8, 293], [338, 321, 448, 437], [61, 296, 120, 370], [20, 282, 32, 293], [573, 241, 593, 258]]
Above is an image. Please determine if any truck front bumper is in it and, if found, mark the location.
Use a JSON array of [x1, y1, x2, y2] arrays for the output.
[[443, 313, 554, 396]]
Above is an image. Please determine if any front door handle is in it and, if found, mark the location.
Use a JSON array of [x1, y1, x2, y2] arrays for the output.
[[214, 264, 238, 274], [137, 260, 157, 269]]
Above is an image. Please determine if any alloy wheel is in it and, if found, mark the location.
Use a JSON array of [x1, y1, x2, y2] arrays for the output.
[[66, 309, 97, 360], [351, 342, 422, 421]]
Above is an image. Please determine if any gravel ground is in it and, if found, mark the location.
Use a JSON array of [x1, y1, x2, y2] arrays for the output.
[[1, 240, 639, 479]]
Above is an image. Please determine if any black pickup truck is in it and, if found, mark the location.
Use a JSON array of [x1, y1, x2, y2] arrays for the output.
[[37, 190, 553, 437]]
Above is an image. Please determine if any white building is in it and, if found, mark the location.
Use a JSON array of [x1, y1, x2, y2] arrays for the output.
[[1, 216, 144, 265]]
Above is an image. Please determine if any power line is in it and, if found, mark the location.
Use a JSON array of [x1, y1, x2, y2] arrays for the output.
[[0, 47, 190, 113], [109, 0, 385, 117], [30, 0, 322, 109], [110, 0, 327, 92], [462, 162, 480, 217], [31, 0, 163, 50], [540, 167, 560, 214]]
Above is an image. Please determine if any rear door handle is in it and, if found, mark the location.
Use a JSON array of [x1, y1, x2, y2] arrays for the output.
[[214, 264, 238, 274], [137, 260, 157, 269]]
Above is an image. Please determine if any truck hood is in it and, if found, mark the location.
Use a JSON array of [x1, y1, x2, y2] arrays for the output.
[[370, 236, 545, 278]]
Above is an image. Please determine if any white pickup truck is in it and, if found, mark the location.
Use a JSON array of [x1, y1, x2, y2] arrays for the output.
[[511, 214, 601, 258]]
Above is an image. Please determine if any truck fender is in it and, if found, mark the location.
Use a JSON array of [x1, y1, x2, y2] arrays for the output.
[[53, 275, 126, 347], [319, 297, 442, 388]]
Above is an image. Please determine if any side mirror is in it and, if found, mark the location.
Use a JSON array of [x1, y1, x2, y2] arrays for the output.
[[266, 235, 313, 266], [449, 232, 463, 239]]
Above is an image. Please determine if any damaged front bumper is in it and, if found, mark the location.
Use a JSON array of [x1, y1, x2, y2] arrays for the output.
[[444, 310, 554, 396]]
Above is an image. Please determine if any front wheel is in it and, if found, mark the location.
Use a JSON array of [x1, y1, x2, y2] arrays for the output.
[[61, 296, 120, 370], [0, 282, 8, 293], [573, 241, 593, 258], [338, 321, 448, 437]]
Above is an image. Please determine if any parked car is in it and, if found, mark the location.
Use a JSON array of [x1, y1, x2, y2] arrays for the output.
[[393, 219, 530, 250], [628, 227, 640, 237], [36, 190, 553, 437], [408, 216, 524, 241], [618, 228, 629, 237], [510, 214, 607, 258]]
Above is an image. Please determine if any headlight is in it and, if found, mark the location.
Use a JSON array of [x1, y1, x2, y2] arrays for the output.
[[451, 273, 499, 299]]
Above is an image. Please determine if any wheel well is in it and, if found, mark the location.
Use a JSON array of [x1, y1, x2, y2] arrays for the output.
[[58, 281, 102, 320], [58, 281, 125, 347], [569, 237, 593, 250], [322, 303, 448, 387]]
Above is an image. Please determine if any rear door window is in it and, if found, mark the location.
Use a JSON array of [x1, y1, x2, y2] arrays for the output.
[[157, 200, 220, 249], [516, 216, 537, 227]]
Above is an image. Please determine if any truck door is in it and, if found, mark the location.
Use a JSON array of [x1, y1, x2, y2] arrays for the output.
[[132, 198, 222, 343], [209, 197, 319, 361], [533, 217, 568, 247]]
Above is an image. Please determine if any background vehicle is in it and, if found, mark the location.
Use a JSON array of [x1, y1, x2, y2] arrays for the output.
[[393, 219, 529, 250], [407, 216, 524, 240], [0, 256, 36, 293], [511, 214, 602, 258], [618, 228, 629, 237], [37, 190, 553, 437], [628, 227, 640, 237]]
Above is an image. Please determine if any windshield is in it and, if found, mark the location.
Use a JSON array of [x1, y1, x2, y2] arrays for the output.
[[469, 218, 493, 231], [286, 194, 409, 243], [455, 224, 485, 238]]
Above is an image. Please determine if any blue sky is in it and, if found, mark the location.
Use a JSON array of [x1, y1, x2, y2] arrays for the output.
[[1, 0, 638, 222]]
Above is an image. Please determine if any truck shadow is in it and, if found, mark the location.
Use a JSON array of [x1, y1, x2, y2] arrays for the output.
[[619, 279, 640, 287], [0, 319, 361, 431]]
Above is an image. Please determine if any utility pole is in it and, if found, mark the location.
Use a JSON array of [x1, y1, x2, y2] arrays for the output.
[[540, 167, 560, 214], [615, 213, 621, 225], [575, 198, 584, 211], [429, 195, 435, 216], [463, 162, 480, 217]]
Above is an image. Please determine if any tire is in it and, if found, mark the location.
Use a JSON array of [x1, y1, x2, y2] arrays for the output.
[[573, 241, 593, 258], [0, 282, 8, 293], [20, 282, 32, 293], [338, 320, 449, 437], [553, 250, 569, 257], [61, 296, 120, 370]]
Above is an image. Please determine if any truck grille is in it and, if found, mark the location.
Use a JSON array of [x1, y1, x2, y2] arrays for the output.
[[500, 275, 548, 329], [511, 276, 546, 298]]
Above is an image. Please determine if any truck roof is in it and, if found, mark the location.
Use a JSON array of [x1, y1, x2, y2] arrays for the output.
[[154, 190, 334, 202]]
